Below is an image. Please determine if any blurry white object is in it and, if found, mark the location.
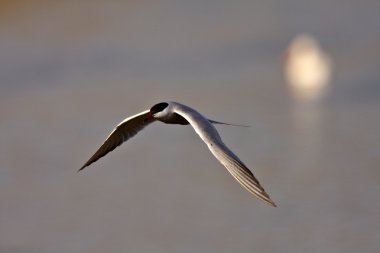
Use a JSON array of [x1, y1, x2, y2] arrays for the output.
[[283, 34, 332, 101]]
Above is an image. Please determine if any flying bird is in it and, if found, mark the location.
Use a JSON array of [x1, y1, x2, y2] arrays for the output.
[[79, 102, 276, 206]]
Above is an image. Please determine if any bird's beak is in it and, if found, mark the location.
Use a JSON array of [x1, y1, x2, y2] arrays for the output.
[[145, 112, 154, 122]]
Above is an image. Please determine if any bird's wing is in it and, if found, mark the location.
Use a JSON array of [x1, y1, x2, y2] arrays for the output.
[[79, 110, 154, 171], [174, 104, 276, 206]]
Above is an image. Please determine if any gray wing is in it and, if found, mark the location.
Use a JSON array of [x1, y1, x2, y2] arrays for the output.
[[174, 104, 276, 206], [79, 110, 154, 171]]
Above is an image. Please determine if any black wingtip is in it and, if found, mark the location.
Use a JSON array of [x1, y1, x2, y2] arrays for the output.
[[263, 195, 277, 207], [269, 200, 277, 207], [262, 193, 277, 207], [77, 165, 86, 172]]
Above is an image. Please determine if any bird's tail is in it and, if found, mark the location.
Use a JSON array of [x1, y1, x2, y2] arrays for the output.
[[208, 119, 250, 127]]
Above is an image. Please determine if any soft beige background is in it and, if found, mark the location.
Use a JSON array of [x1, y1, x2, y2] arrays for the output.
[[1, 1, 379, 253]]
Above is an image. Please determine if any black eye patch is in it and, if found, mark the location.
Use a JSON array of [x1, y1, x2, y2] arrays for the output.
[[150, 102, 169, 114]]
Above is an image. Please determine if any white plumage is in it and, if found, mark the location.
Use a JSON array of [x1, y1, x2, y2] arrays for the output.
[[80, 102, 276, 206]]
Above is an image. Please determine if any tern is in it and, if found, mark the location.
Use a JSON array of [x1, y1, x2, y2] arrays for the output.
[[79, 102, 276, 206]]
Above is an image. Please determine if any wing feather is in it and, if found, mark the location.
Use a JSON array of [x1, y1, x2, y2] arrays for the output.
[[173, 103, 276, 206], [79, 110, 154, 171]]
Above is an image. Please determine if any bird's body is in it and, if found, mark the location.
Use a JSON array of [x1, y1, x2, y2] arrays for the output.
[[80, 102, 276, 206]]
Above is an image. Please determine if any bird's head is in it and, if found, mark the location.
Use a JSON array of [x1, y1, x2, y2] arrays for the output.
[[146, 102, 170, 121]]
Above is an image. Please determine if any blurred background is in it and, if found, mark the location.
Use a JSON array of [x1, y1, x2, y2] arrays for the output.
[[1, 1, 379, 252]]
